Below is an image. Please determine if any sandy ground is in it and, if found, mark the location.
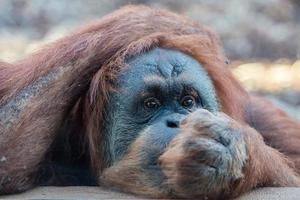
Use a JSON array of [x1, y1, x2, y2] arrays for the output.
[[2, 187, 300, 200]]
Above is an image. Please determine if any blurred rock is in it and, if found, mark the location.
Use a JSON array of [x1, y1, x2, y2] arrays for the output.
[[0, 0, 299, 61], [257, 90, 300, 121]]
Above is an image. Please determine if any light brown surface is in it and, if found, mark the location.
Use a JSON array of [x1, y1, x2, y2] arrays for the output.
[[1, 187, 300, 200]]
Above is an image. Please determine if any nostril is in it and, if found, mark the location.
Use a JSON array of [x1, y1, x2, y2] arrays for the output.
[[166, 120, 179, 128]]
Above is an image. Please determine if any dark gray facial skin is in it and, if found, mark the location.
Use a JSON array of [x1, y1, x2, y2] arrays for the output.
[[108, 47, 220, 162]]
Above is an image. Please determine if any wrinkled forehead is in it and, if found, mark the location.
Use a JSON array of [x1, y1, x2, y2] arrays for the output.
[[126, 48, 186, 77], [122, 47, 209, 81]]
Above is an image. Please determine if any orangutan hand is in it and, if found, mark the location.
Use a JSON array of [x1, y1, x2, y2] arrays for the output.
[[159, 109, 250, 199]]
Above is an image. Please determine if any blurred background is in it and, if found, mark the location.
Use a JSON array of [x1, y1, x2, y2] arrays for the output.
[[0, 0, 299, 119]]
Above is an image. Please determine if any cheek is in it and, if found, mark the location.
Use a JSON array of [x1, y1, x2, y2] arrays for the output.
[[143, 122, 179, 149], [110, 122, 142, 161], [112, 120, 180, 164], [139, 122, 179, 165]]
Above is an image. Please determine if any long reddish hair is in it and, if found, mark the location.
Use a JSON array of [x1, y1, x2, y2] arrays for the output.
[[0, 5, 249, 175]]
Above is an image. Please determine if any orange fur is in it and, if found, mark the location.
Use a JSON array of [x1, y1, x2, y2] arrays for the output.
[[0, 5, 300, 198]]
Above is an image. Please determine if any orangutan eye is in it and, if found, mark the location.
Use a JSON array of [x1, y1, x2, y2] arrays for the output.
[[181, 95, 196, 109], [144, 97, 161, 109]]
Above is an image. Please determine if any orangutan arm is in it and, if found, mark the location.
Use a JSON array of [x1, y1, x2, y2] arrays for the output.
[[246, 96, 300, 173], [0, 61, 96, 194]]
